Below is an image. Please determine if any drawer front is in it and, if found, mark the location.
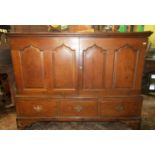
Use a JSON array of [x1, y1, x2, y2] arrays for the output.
[[100, 98, 142, 117], [16, 98, 58, 117], [60, 100, 98, 117]]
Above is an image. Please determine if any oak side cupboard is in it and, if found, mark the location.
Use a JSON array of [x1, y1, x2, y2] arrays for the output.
[[7, 32, 152, 129]]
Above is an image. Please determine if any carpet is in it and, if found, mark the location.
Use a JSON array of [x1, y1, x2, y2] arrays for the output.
[[26, 121, 131, 130]]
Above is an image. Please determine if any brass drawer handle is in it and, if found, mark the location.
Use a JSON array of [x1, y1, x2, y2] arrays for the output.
[[33, 105, 42, 112], [115, 105, 124, 112], [74, 105, 83, 112]]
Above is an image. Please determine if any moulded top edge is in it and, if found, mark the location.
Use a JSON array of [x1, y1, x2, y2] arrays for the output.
[[7, 31, 153, 38]]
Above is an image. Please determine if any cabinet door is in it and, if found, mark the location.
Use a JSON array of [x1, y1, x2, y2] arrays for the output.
[[11, 37, 79, 95], [47, 38, 79, 95], [80, 37, 147, 93]]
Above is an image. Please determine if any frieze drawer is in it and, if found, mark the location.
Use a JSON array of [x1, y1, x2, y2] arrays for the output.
[[100, 98, 142, 117], [60, 100, 98, 117], [16, 98, 58, 117]]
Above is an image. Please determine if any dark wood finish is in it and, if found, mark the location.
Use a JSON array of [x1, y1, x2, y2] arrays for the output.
[[7, 32, 152, 129]]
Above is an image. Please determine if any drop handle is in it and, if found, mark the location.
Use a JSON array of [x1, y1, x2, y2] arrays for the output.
[[115, 105, 124, 112], [74, 105, 83, 112], [33, 105, 42, 112]]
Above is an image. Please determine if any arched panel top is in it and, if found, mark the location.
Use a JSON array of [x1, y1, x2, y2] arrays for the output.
[[53, 43, 75, 53], [20, 45, 43, 52], [115, 44, 139, 52], [83, 44, 107, 53]]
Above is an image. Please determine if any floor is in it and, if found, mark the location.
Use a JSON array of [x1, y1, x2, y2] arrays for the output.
[[0, 95, 155, 130]]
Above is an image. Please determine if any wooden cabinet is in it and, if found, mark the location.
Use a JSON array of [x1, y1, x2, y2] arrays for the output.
[[8, 32, 152, 129], [11, 37, 79, 95]]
